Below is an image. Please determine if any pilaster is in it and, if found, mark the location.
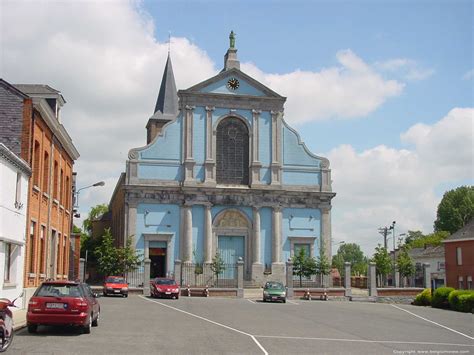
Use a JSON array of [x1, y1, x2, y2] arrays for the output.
[[204, 204, 213, 264], [320, 205, 332, 261], [250, 109, 262, 186], [204, 106, 216, 184], [184, 105, 195, 183], [182, 205, 193, 263], [270, 110, 282, 186], [272, 206, 283, 265]]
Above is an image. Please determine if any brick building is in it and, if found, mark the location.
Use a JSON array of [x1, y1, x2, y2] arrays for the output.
[[443, 218, 474, 289], [0, 79, 79, 299]]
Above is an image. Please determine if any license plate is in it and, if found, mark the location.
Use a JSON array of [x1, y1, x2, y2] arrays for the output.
[[165, 292, 171, 295], [47, 303, 65, 309], [114, 290, 120, 293], [272, 297, 277, 300]]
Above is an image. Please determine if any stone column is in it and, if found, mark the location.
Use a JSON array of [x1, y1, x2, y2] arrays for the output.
[[320, 205, 332, 261], [183, 205, 193, 263], [344, 262, 352, 297], [286, 260, 294, 299], [251, 207, 264, 284], [272, 206, 285, 282], [174, 259, 182, 285], [204, 106, 215, 184], [79, 258, 85, 282], [423, 263, 431, 289], [368, 262, 377, 297], [143, 258, 151, 296], [237, 258, 244, 298], [204, 205, 213, 264], [395, 266, 400, 288], [184, 105, 195, 183]]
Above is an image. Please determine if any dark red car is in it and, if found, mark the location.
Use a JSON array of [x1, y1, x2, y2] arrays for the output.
[[27, 281, 100, 334], [150, 278, 180, 299]]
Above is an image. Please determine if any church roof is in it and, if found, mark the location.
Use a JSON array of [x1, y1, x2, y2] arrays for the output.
[[151, 53, 178, 120]]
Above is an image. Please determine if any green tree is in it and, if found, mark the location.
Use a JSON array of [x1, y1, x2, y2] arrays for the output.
[[210, 253, 226, 287], [396, 247, 415, 286], [83, 204, 109, 234], [292, 248, 317, 287], [117, 236, 142, 276], [332, 243, 368, 276], [434, 186, 474, 234], [372, 244, 392, 286], [94, 228, 120, 276], [406, 231, 450, 248], [316, 248, 331, 287], [80, 204, 109, 258], [403, 230, 424, 245]]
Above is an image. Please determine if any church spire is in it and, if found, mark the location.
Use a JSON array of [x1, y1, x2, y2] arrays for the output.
[[224, 31, 240, 71], [146, 53, 179, 144], [152, 53, 178, 119]]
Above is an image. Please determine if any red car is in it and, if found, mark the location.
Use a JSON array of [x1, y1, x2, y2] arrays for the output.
[[27, 281, 100, 334], [150, 278, 180, 299], [103, 276, 128, 297]]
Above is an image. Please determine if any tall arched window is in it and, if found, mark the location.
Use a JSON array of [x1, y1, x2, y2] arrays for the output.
[[216, 117, 249, 185]]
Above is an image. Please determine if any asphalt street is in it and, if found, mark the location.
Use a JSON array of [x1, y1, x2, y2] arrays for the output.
[[10, 295, 474, 354]]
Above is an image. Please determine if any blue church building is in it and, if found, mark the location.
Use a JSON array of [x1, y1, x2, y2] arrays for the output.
[[110, 32, 335, 285]]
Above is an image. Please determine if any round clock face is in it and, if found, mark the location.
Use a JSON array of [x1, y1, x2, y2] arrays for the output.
[[227, 77, 240, 90]]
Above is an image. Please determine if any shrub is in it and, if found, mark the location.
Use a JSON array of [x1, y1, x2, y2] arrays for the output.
[[431, 287, 454, 309], [413, 288, 432, 306], [448, 290, 474, 313]]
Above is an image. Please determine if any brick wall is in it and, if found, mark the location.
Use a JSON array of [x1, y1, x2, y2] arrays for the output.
[[445, 240, 474, 289]]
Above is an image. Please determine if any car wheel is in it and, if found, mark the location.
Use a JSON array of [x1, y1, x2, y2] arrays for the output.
[[92, 311, 99, 327], [283, 299, 286, 303], [124, 294, 128, 298], [83, 315, 92, 334], [27, 324, 37, 334], [263, 298, 266, 302]]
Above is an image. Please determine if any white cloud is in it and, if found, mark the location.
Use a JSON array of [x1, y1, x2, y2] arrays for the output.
[[242, 49, 404, 124], [462, 69, 474, 80], [375, 58, 435, 81], [329, 108, 473, 255]]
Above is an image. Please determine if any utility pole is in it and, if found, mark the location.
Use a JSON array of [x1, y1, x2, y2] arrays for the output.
[[378, 227, 389, 250]]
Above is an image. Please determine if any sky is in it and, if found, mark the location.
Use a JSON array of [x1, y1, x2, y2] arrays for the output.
[[1, 0, 472, 256]]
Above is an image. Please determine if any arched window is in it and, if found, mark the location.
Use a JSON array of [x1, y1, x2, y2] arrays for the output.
[[216, 117, 249, 185]]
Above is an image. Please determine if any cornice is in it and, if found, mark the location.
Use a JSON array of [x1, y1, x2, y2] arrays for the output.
[[0, 143, 32, 176]]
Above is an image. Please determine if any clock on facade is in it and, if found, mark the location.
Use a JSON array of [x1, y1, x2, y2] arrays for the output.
[[226, 77, 240, 90]]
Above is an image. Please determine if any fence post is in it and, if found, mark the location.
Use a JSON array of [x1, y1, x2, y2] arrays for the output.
[[143, 258, 151, 296], [237, 257, 244, 298], [395, 265, 400, 288], [344, 262, 352, 297], [423, 263, 431, 289], [368, 262, 377, 297], [286, 260, 294, 299], [174, 259, 182, 285], [79, 258, 85, 282]]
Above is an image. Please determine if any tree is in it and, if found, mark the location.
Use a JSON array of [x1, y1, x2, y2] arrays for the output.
[[434, 186, 474, 234], [292, 248, 317, 287], [94, 228, 120, 276], [371, 244, 392, 286], [406, 231, 450, 248], [83, 204, 109, 234], [396, 247, 415, 286], [80, 204, 109, 258], [332, 243, 368, 276], [403, 230, 424, 245], [316, 248, 331, 287], [117, 236, 142, 276], [210, 253, 226, 287]]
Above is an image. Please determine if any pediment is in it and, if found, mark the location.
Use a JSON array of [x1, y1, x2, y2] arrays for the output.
[[183, 68, 284, 99]]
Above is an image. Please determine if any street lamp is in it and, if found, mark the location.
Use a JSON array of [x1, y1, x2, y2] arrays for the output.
[[389, 221, 396, 286], [73, 181, 105, 217]]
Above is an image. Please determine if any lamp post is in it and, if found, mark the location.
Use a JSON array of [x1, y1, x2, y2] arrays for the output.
[[71, 180, 105, 282]]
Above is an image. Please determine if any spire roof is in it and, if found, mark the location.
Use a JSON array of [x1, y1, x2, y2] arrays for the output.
[[151, 53, 178, 120]]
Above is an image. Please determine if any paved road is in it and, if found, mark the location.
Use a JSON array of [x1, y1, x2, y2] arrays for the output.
[[10, 295, 473, 354]]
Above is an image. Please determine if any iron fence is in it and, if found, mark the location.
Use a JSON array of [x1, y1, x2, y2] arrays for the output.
[[292, 273, 326, 288], [180, 263, 238, 288], [126, 262, 145, 288]]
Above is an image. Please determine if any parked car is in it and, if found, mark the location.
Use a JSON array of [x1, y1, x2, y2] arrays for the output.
[[263, 281, 286, 303], [150, 278, 180, 299], [27, 281, 100, 334], [103, 276, 128, 297]]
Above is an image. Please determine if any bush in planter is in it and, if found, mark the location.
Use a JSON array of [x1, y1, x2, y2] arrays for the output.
[[431, 287, 454, 309], [413, 288, 432, 306], [448, 290, 474, 313]]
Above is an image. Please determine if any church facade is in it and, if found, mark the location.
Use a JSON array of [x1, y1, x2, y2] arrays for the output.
[[111, 33, 335, 284]]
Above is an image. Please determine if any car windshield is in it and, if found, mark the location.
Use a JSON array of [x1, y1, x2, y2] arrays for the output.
[[106, 277, 125, 283], [265, 282, 284, 290], [156, 279, 175, 285], [36, 284, 82, 297]]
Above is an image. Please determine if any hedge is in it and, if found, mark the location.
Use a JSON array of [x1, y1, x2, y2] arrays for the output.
[[448, 290, 474, 313], [431, 287, 454, 309], [413, 288, 431, 306]]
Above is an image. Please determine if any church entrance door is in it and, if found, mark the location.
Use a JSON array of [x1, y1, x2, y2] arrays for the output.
[[150, 247, 167, 278], [218, 236, 244, 279]]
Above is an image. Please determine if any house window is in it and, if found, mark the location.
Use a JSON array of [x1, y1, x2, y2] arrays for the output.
[[57, 233, 62, 274], [294, 243, 311, 257], [42, 151, 49, 192], [456, 247, 462, 265], [53, 160, 59, 199], [437, 261, 445, 271], [4, 243, 13, 282], [33, 140, 40, 187], [467, 276, 472, 290], [216, 117, 249, 185], [39, 225, 46, 274], [458, 276, 464, 290], [15, 172, 22, 208], [65, 176, 70, 209], [63, 235, 68, 275], [59, 169, 64, 203], [29, 221, 36, 273]]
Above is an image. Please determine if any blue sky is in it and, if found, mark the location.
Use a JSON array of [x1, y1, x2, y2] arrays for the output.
[[2, 0, 472, 255]]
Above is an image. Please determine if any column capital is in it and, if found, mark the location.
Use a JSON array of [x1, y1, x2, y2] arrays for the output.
[[185, 105, 195, 111], [272, 205, 283, 213], [251, 109, 262, 115], [320, 205, 332, 213], [205, 106, 215, 112]]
